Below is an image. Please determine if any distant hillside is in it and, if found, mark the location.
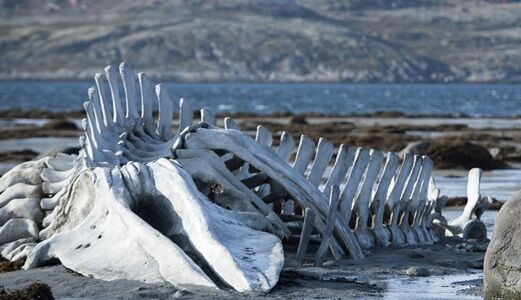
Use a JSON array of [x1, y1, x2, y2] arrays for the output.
[[1, 0, 521, 82]]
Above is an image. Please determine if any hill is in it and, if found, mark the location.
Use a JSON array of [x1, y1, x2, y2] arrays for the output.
[[1, 0, 521, 82]]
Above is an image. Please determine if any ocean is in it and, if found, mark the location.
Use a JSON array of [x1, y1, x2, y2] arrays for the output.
[[1, 81, 521, 116]]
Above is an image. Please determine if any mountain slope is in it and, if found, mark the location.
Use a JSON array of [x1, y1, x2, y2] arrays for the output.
[[1, 0, 521, 82]]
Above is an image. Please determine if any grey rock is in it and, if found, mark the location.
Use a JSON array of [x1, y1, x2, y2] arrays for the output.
[[399, 141, 431, 159], [405, 267, 430, 277], [484, 191, 521, 299]]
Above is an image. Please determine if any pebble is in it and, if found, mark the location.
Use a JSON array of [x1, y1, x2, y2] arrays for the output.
[[406, 267, 431, 277]]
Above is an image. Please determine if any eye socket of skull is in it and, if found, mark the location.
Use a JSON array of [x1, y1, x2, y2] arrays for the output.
[[129, 194, 182, 239]]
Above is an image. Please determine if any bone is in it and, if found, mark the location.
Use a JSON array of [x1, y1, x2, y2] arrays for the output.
[[445, 168, 488, 241], [150, 159, 284, 292], [0, 165, 43, 193], [224, 117, 240, 130], [40, 167, 75, 184], [10, 243, 36, 261], [307, 138, 334, 187], [104, 65, 125, 126], [87, 87, 104, 134], [353, 149, 384, 249], [396, 155, 424, 245], [179, 98, 193, 133], [0, 183, 41, 209], [296, 207, 316, 264], [94, 73, 112, 128], [47, 154, 76, 171], [339, 148, 370, 221], [119, 62, 139, 120], [386, 153, 414, 246], [156, 84, 174, 140], [323, 145, 355, 197], [411, 157, 433, 244], [256, 125, 273, 147], [174, 148, 289, 237], [1, 237, 35, 258], [370, 152, 399, 247], [282, 200, 295, 215], [27, 167, 220, 291], [277, 131, 296, 162], [40, 191, 63, 211], [314, 185, 341, 267], [201, 108, 216, 126], [0, 219, 39, 244], [183, 128, 362, 259], [138, 72, 156, 133], [293, 135, 316, 175], [0, 198, 43, 226]]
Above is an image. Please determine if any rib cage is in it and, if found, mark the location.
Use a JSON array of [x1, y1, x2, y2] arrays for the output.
[[82, 62, 441, 263]]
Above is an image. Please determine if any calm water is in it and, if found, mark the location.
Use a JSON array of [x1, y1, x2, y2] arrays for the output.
[[1, 81, 521, 116]]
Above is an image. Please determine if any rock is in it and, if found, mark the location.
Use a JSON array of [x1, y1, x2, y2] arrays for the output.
[[484, 191, 521, 298], [283, 255, 301, 268], [400, 139, 504, 170], [0, 283, 53, 300], [42, 119, 78, 130], [399, 141, 431, 159], [0, 149, 39, 162], [488, 147, 501, 159], [289, 115, 307, 125], [36, 146, 80, 159], [405, 267, 430, 277]]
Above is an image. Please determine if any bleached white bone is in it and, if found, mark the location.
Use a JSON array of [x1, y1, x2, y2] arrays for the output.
[[182, 127, 363, 259], [156, 84, 174, 140], [277, 131, 295, 162], [179, 98, 193, 133], [120, 63, 139, 120], [386, 153, 414, 245], [323, 145, 355, 198], [410, 157, 433, 244], [307, 138, 334, 187], [315, 185, 341, 266], [0, 160, 45, 192], [0, 198, 42, 226], [353, 149, 384, 249], [443, 168, 488, 241], [293, 135, 316, 175], [0, 219, 39, 244], [397, 155, 423, 245], [10, 243, 36, 261], [0, 237, 35, 258], [0, 183, 41, 209], [224, 117, 240, 130], [339, 148, 370, 221], [370, 152, 399, 247]]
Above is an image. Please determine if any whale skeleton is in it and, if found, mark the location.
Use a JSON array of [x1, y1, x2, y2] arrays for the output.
[[0, 63, 488, 292]]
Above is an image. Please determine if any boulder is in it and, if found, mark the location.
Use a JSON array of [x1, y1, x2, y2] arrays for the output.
[[399, 141, 431, 159], [42, 119, 78, 130], [484, 191, 521, 298], [400, 139, 504, 170]]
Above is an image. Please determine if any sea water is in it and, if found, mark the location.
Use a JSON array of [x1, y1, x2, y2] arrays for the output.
[[2, 81, 521, 116]]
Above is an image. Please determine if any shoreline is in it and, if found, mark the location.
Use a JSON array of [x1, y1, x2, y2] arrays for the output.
[[2, 108, 521, 120]]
